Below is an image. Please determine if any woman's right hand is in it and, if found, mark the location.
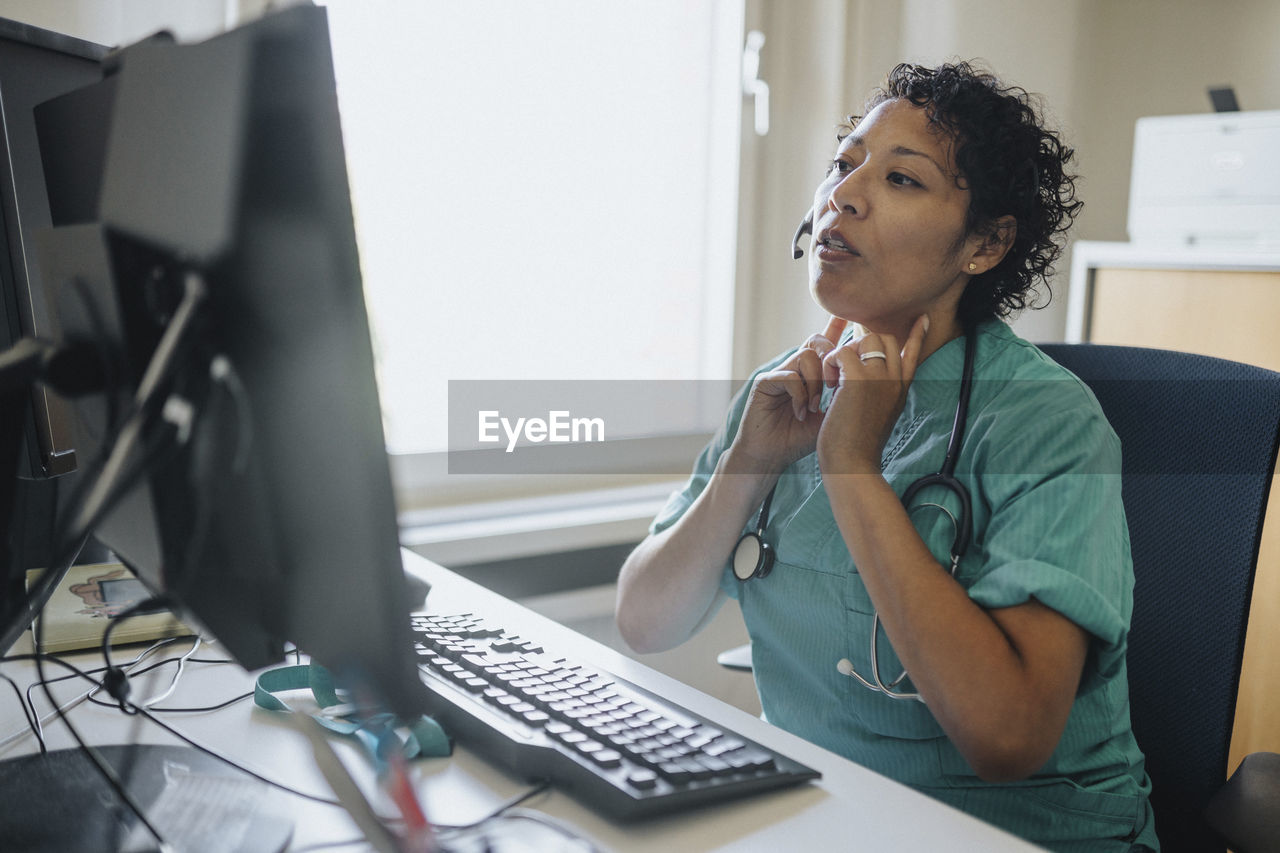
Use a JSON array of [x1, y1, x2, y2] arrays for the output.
[[618, 316, 847, 653], [728, 316, 849, 475]]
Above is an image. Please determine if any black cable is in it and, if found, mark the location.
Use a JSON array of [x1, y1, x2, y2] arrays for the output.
[[26, 646, 169, 849], [188, 656, 238, 665], [0, 671, 44, 752], [11, 650, 339, 809], [11, 653, 579, 850], [120, 668, 569, 844], [431, 779, 552, 832], [17, 651, 316, 840], [286, 839, 373, 853], [129, 705, 346, 808], [479, 808, 603, 852], [67, 654, 251, 713], [129, 700, 561, 847], [17, 646, 244, 747], [430, 780, 601, 852], [20, 636, 181, 691], [99, 595, 176, 713], [135, 691, 253, 714], [18, 637, 184, 735], [102, 597, 175, 666]]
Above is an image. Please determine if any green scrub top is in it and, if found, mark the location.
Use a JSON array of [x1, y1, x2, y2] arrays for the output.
[[651, 320, 1159, 852]]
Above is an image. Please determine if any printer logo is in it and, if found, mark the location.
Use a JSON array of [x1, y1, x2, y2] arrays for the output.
[[1211, 150, 1244, 171]]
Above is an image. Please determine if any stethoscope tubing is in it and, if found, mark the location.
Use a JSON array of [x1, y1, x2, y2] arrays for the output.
[[737, 326, 977, 703]]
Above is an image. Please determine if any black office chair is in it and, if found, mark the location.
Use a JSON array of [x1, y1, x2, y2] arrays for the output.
[[1038, 343, 1280, 853]]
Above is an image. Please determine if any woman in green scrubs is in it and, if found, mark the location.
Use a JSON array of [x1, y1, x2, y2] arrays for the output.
[[615, 62, 1158, 852]]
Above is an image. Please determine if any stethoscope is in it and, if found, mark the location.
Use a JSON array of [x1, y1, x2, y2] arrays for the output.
[[731, 324, 976, 704]]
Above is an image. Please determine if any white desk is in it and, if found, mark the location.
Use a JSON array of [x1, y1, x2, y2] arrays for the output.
[[0, 550, 1041, 851]]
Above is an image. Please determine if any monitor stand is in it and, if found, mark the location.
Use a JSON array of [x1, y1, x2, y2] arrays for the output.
[[0, 743, 294, 852], [1, 336, 93, 656], [1, 339, 66, 658]]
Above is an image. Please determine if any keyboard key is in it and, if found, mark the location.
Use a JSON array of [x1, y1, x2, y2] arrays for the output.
[[657, 762, 693, 783], [726, 750, 776, 771], [686, 728, 721, 750], [698, 756, 732, 776], [675, 757, 714, 781], [591, 749, 623, 768], [626, 769, 658, 790], [522, 710, 550, 726], [704, 737, 745, 757]]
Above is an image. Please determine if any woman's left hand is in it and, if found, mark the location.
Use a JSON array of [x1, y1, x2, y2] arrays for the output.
[[817, 314, 929, 476]]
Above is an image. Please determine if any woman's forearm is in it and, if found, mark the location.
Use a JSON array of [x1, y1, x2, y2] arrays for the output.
[[824, 473, 1087, 781], [615, 448, 777, 653]]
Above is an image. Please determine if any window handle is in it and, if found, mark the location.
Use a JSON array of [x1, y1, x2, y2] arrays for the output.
[[742, 30, 769, 136]]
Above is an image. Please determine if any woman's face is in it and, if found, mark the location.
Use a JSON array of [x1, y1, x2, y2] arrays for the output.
[[808, 98, 981, 339]]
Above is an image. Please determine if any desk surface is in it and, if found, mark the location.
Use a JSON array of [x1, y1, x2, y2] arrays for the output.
[[0, 551, 1041, 851]]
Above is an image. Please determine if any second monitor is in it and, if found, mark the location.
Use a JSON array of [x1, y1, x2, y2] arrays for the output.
[[34, 3, 428, 717]]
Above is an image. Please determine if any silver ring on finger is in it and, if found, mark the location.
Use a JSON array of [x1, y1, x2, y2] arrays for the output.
[[858, 350, 887, 363]]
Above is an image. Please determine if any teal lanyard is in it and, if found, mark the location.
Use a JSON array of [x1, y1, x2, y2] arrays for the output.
[[254, 664, 451, 767]]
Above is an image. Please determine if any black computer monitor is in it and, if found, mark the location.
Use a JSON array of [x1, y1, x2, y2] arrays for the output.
[[28, 4, 429, 718], [0, 18, 107, 657]]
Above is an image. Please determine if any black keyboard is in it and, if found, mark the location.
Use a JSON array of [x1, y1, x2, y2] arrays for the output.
[[411, 612, 820, 820]]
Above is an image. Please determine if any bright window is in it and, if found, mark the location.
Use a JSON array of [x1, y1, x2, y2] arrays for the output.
[[322, 0, 745, 458]]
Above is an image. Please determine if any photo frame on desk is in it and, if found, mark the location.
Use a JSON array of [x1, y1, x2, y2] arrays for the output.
[[26, 562, 191, 653]]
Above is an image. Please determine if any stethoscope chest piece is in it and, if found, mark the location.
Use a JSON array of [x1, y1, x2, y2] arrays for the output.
[[733, 531, 774, 581], [734, 485, 778, 581]]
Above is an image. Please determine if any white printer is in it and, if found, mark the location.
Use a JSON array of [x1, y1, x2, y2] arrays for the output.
[[1128, 109, 1280, 248]]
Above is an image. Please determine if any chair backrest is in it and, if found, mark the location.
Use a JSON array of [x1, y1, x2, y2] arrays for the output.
[[1038, 343, 1280, 853]]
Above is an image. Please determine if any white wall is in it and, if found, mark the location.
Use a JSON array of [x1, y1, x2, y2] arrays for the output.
[[894, 0, 1083, 344], [1073, 0, 1280, 243]]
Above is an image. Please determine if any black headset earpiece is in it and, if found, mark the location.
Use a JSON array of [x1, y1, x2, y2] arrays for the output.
[[792, 213, 813, 260]]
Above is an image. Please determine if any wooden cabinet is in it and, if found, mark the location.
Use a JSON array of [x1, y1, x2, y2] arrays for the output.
[[1068, 241, 1280, 773]]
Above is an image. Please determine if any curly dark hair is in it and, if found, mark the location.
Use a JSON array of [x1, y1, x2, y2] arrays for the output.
[[846, 62, 1082, 325]]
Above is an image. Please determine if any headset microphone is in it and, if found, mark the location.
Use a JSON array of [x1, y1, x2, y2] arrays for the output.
[[791, 213, 813, 259]]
